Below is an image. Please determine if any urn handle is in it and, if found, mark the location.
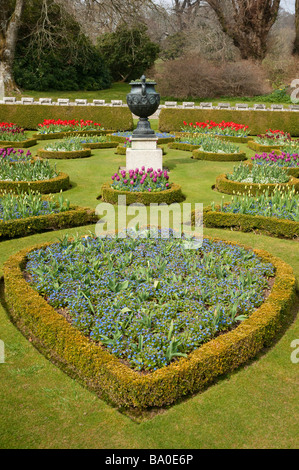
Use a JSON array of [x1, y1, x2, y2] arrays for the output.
[[141, 75, 146, 97]]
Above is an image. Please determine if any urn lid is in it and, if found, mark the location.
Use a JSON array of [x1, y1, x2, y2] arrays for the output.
[[129, 74, 157, 86]]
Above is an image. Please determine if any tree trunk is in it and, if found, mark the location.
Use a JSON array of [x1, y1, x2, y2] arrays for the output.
[[206, 0, 280, 61], [0, 0, 24, 97], [294, 0, 299, 55]]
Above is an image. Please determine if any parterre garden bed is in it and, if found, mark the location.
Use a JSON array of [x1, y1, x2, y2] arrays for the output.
[[1, 114, 299, 442]]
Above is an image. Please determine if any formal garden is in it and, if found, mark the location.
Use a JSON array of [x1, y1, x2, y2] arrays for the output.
[[0, 98, 298, 449]]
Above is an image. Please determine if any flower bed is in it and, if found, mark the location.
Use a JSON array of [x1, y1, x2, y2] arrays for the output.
[[245, 152, 299, 177], [199, 187, 299, 239], [215, 173, 299, 196], [192, 149, 247, 162], [0, 160, 70, 194], [0, 148, 33, 163], [169, 134, 246, 161], [0, 191, 98, 239], [4, 234, 296, 408], [248, 129, 290, 152], [248, 141, 284, 153], [79, 135, 119, 149], [0, 122, 36, 147], [37, 119, 102, 135], [181, 120, 250, 139]]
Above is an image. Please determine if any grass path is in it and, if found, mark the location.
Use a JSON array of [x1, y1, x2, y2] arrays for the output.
[[0, 134, 298, 449]]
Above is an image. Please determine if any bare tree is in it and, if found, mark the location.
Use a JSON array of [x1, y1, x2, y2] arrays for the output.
[[171, 0, 202, 31], [0, 0, 24, 96], [205, 0, 281, 60], [294, 0, 299, 54]]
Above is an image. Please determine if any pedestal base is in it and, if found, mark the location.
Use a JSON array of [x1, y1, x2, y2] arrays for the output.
[[126, 138, 163, 172]]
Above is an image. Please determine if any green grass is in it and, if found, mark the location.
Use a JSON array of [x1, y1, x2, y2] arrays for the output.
[[0, 130, 298, 449], [13, 82, 293, 108]]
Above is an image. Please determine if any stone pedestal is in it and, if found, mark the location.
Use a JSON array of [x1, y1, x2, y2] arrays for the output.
[[126, 137, 163, 171]]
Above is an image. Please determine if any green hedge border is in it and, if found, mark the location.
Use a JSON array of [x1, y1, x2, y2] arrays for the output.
[[101, 182, 185, 205], [174, 132, 250, 144], [0, 206, 98, 240], [168, 142, 200, 152], [192, 149, 247, 161], [37, 148, 92, 159], [0, 103, 133, 130], [3, 237, 296, 409], [33, 130, 115, 140], [215, 173, 299, 195], [199, 204, 299, 239], [0, 172, 70, 194], [247, 141, 283, 152], [158, 108, 299, 136], [244, 160, 299, 178], [81, 141, 119, 150], [0, 139, 37, 148]]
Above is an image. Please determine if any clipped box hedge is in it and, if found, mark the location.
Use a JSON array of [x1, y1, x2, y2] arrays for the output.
[[101, 182, 185, 205], [244, 160, 299, 178], [81, 141, 119, 150], [200, 205, 299, 239], [0, 206, 98, 240], [215, 173, 299, 195], [247, 141, 283, 152], [37, 148, 92, 159], [174, 132, 250, 144], [168, 142, 200, 152], [0, 172, 70, 194], [192, 149, 247, 161], [0, 104, 133, 131], [0, 138, 37, 148], [159, 108, 299, 136], [3, 237, 296, 409]]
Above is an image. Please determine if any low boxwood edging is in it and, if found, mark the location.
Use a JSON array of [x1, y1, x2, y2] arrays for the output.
[[0, 172, 70, 194], [193, 149, 247, 161], [215, 173, 299, 195], [37, 148, 92, 159], [247, 141, 283, 153], [199, 205, 299, 239], [244, 160, 299, 178], [109, 135, 175, 145], [0, 139, 37, 148], [3, 237, 296, 409], [101, 182, 185, 205], [168, 142, 200, 152], [81, 141, 119, 150], [0, 206, 98, 240]]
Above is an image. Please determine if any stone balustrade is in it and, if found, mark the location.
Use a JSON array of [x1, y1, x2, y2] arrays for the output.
[[0, 97, 298, 115]]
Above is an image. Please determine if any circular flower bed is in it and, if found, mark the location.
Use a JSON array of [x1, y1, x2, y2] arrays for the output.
[[215, 173, 299, 195], [180, 120, 250, 141], [192, 149, 247, 161], [201, 187, 299, 239], [0, 160, 70, 194], [0, 190, 98, 239], [0, 148, 33, 163], [246, 152, 299, 177], [4, 234, 296, 408], [101, 167, 185, 205]]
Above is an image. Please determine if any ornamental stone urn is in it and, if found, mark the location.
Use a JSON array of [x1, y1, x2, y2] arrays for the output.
[[125, 75, 163, 171], [126, 75, 160, 138]]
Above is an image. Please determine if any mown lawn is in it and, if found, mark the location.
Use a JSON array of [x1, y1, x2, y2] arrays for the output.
[[13, 81, 293, 108], [0, 126, 298, 449]]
